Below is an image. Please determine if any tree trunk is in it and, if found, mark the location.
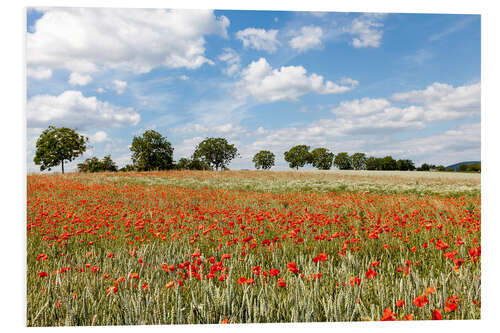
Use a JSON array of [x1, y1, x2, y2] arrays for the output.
[[61, 160, 64, 174]]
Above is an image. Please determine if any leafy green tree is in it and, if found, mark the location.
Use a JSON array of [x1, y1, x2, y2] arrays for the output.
[[458, 164, 468, 172], [378, 156, 398, 170], [467, 163, 481, 172], [101, 155, 118, 172], [175, 157, 212, 170], [253, 150, 275, 170], [333, 152, 352, 170], [130, 130, 174, 171], [436, 165, 446, 172], [396, 159, 415, 171], [34, 126, 88, 173], [77, 157, 102, 172], [350, 153, 367, 170], [77, 155, 118, 173], [284, 145, 312, 170], [310, 148, 334, 170], [419, 163, 431, 171], [119, 164, 136, 172], [192, 137, 239, 171], [365, 156, 378, 170]]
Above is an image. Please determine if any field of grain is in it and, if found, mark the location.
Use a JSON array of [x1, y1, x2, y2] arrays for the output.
[[26, 170, 481, 326]]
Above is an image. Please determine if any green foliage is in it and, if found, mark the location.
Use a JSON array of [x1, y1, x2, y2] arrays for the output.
[[310, 148, 334, 170], [333, 152, 352, 170], [175, 157, 212, 170], [436, 165, 447, 172], [77, 155, 118, 173], [377, 156, 397, 171], [284, 145, 312, 170], [365, 156, 378, 170], [350, 153, 367, 170], [396, 159, 415, 171], [252, 150, 275, 170], [192, 137, 239, 171], [33, 126, 88, 173], [119, 164, 136, 172], [130, 130, 174, 171], [467, 163, 481, 172], [418, 163, 432, 171]]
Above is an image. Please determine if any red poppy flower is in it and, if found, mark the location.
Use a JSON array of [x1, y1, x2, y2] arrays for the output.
[[432, 309, 442, 320], [366, 268, 377, 279], [277, 277, 286, 288], [38, 272, 48, 278], [380, 307, 397, 321], [238, 277, 247, 285], [396, 300, 405, 307], [129, 273, 140, 279], [413, 295, 429, 307], [269, 268, 280, 276]]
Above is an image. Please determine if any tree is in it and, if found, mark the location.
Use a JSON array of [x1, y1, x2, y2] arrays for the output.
[[77, 157, 102, 173], [310, 148, 334, 170], [396, 159, 415, 171], [467, 163, 481, 172], [419, 163, 431, 171], [436, 165, 446, 172], [334, 152, 352, 170], [34, 126, 88, 173], [175, 157, 212, 170], [192, 137, 239, 171], [350, 153, 367, 170], [77, 155, 118, 173], [458, 164, 468, 172], [130, 130, 174, 171], [379, 156, 398, 170], [284, 145, 312, 170], [365, 156, 378, 170], [101, 155, 118, 172], [253, 150, 275, 170]]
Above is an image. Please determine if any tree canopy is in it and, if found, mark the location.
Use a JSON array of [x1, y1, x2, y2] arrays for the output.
[[77, 155, 118, 173], [192, 137, 239, 171], [350, 153, 367, 170], [253, 150, 275, 170], [284, 145, 312, 170], [333, 152, 352, 170], [33, 126, 88, 173], [130, 130, 174, 171], [310, 148, 334, 170]]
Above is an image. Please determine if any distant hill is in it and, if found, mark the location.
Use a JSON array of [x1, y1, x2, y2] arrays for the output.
[[445, 161, 481, 171]]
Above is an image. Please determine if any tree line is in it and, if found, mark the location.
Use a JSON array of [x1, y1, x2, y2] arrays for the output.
[[33, 126, 479, 173]]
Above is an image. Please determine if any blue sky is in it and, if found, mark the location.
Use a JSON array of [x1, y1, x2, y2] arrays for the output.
[[26, 8, 481, 171]]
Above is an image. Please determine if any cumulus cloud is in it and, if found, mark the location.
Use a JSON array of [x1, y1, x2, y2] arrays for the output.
[[289, 26, 323, 52], [348, 14, 385, 48], [366, 123, 480, 165], [27, 8, 230, 74], [86, 130, 110, 143], [112, 80, 127, 94], [27, 90, 140, 129], [236, 28, 280, 53], [69, 72, 92, 86], [391, 82, 481, 121], [27, 66, 52, 79], [236, 58, 358, 102], [218, 48, 241, 76]]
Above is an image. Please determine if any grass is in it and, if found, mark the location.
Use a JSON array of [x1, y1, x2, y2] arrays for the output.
[[26, 170, 481, 326]]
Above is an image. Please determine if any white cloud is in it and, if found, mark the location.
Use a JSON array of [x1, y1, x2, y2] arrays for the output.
[[27, 66, 52, 79], [86, 130, 110, 143], [27, 90, 140, 129], [366, 123, 480, 165], [27, 8, 230, 74], [236, 58, 358, 102], [96, 88, 105, 93], [177, 75, 189, 81], [69, 72, 92, 86], [348, 14, 385, 48], [391, 82, 481, 121], [289, 26, 323, 52], [236, 28, 280, 53], [112, 80, 127, 94], [218, 48, 241, 76]]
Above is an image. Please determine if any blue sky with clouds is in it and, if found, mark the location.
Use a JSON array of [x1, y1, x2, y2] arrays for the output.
[[26, 8, 480, 171]]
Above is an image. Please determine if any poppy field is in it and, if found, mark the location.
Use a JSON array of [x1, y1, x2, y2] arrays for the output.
[[26, 171, 481, 326]]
